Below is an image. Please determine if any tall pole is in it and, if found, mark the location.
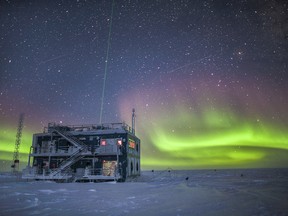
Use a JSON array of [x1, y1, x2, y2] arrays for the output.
[[116, 144, 119, 181], [12, 113, 24, 172], [132, 108, 135, 134]]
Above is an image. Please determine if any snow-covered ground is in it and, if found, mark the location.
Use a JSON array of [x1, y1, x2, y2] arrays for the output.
[[0, 169, 287, 216]]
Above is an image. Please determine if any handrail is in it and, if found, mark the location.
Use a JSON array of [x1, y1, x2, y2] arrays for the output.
[[45, 122, 134, 133], [51, 129, 87, 149], [48, 128, 88, 177]]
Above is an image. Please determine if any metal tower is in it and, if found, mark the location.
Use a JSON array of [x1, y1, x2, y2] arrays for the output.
[[11, 113, 24, 172], [132, 108, 136, 134]]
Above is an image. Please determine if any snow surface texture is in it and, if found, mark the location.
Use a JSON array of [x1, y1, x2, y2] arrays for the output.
[[0, 169, 288, 216]]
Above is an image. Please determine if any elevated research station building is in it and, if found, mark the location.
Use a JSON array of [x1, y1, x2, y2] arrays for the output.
[[22, 110, 140, 182]]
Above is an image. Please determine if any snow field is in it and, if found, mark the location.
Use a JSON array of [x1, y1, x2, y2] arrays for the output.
[[0, 169, 287, 216]]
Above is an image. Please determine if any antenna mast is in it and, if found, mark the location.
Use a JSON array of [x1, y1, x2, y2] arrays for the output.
[[11, 113, 24, 172], [132, 108, 136, 134]]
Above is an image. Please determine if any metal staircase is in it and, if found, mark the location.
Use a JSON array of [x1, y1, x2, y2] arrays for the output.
[[49, 149, 85, 177], [49, 128, 88, 178], [52, 129, 87, 149]]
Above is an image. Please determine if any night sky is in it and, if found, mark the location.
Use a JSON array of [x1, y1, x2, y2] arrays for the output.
[[1, 0, 288, 171]]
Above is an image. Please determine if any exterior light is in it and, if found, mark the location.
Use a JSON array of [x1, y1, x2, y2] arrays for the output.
[[101, 139, 106, 146], [117, 139, 122, 146]]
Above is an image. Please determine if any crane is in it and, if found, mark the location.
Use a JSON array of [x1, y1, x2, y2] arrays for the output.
[[11, 113, 24, 172]]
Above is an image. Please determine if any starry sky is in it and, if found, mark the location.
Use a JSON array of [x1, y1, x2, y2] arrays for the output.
[[1, 0, 288, 171]]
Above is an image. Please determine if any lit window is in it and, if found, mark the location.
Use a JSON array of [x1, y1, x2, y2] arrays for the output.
[[129, 139, 135, 149], [117, 139, 122, 146], [101, 139, 106, 146]]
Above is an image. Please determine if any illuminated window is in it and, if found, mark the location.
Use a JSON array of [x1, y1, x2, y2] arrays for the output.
[[101, 139, 106, 146], [129, 139, 135, 149], [117, 139, 122, 146]]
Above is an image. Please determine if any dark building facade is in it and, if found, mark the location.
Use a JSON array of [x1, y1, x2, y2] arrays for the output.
[[22, 122, 140, 182]]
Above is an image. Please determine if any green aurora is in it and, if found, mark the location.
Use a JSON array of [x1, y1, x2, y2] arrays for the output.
[[0, 126, 32, 170], [119, 88, 288, 170], [140, 117, 288, 169], [1, 99, 288, 171]]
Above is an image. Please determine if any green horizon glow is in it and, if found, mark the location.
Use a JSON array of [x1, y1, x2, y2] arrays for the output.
[[152, 123, 288, 152], [120, 98, 288, 169], [145, 118, 288, 168], [2, 104, 288, 171], [0, 126, 32, 160]]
